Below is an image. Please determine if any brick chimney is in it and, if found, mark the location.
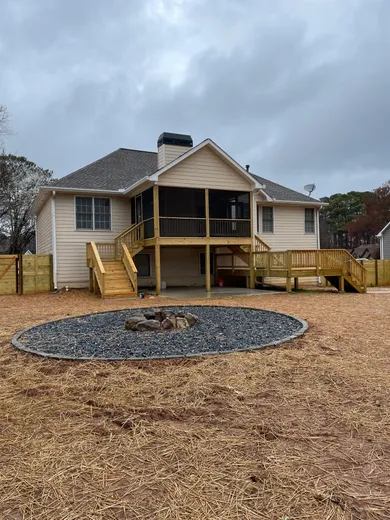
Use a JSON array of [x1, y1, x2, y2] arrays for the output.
[[157, 132, 193, 169]]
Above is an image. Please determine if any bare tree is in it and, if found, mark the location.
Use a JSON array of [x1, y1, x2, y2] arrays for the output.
[[0, 154, 53, 253], [0, 105, 11, 148]]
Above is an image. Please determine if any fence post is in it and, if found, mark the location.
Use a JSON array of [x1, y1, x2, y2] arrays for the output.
[[18, 254, 23, 295]]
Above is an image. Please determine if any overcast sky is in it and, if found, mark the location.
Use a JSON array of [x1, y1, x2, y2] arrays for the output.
[[1, 0, 389, 198]]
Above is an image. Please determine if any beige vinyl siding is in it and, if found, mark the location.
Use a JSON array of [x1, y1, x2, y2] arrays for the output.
[[55, 194, 131, 288], [256, 204, 318, 250], [137, 247, 213, 288], [255, 202, 319, 285], [36, 197, 52, 254], [158, 144, 192, 168], [158, 146, 251, 191]]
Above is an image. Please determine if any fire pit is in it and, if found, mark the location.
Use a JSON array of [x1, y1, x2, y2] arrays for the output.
[[125, 309, 199, 332]]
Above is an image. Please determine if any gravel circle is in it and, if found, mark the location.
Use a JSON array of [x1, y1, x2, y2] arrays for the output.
[[12, 306, 308, 360]]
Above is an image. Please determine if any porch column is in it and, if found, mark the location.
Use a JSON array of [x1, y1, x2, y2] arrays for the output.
[[205, 243, 211, 292], [153, 184, 161, 295], [205, 188, 210, 238], [249, 192, 255, 288]]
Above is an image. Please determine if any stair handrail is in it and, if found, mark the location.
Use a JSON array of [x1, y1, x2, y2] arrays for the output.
[[255, 235, 271, 252], [87, 241, 106, 296], [115, 221, 144, 258], [121, 243, 138, 294], [342, 249, 366, 288]]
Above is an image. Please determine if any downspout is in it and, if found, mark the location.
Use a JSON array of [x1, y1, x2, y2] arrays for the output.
[[51, 191, 57, 290]]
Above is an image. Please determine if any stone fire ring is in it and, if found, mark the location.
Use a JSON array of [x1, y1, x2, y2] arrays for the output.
[[11, 306, 308, 361]]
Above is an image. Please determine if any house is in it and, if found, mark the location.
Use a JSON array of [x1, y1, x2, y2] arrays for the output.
[[34, 132, 366, 296], [349, 243, 380, 260], [377, 222, 390, 259]]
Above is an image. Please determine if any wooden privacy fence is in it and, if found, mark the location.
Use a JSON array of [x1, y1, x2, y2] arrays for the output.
[[0, 254, 53, 296], [361, 259, 390, 287]]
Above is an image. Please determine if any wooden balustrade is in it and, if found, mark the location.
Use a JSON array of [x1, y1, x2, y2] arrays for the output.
[[95, 242, 116, 261], [210, 219, 251, 237], [254, 235, 271, 252], [253, 248, 366, 291], [160, 217, 206, 237], [121, 243, 138, 293], [87, 241, 106, 296], [115, 221, 144, 256]]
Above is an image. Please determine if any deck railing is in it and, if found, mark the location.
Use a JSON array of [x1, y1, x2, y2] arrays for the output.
[[95, 242, 116, 261], [121, 242, 138, 294], [216, 253, 250, 269], [210, 219, 251, 237], [86, 241, 106, 296], [254, 235, 271, 252], [115, 221, 145, 257], [160, 217, 206, 237], [253, 249, 366, 289], [158, 217, 251, 238]]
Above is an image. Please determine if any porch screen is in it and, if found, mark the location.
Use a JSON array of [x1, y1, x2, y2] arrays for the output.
[[209, 190, 250, 219], [159, 187, 205, 218]]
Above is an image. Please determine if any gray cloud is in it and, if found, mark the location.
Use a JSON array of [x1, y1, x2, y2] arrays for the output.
[[1, 0, 389, 197]]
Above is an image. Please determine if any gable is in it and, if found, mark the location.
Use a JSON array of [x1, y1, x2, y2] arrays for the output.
[[157, 145, 252, 191]]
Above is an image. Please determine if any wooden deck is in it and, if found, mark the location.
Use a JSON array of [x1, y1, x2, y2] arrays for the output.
[[86, 220, 367, 298]]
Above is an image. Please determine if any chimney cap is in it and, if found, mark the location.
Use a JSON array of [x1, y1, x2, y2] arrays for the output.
[[158, 132, 193, 148]]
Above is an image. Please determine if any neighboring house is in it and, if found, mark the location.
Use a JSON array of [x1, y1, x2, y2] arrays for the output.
[[33, 132, 326, 296], [349, 243, 380, 260], [377, 222, 390, 259]]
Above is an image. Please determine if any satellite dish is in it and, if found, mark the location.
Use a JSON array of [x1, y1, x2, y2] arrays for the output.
[[304, 183, 316, 196]]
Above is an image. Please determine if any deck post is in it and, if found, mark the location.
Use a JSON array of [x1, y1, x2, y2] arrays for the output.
[[153, 184, 161, 295], [294, 277, 299, 291], [89, 268, 94, 293], [286, 250, 292, 292], [155, 244, 161, 295], [205, 243, 211, 292], [205, 188, 210, 238], [339, 275, 345, 292], [249, 247, 255, 289]]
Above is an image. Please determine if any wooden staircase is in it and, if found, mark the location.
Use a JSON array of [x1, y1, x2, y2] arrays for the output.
[[103, 261, 136, 298], [86, 222, 145, 299]]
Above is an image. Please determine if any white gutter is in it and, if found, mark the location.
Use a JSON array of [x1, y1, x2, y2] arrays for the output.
[[51, 191, 57, 290], [271, 199, 325, 207], [40, 186, 122, 194]]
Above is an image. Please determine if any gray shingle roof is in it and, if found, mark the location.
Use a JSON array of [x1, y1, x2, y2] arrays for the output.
[[53, 148, 158, 191], [52, 147, 319, 203], [250, 174, 320, 203]]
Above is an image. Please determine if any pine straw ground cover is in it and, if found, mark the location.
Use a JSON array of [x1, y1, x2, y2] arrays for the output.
[[0, 291, 389, 520]]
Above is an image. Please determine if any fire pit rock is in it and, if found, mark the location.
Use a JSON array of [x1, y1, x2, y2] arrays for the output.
[[125, 309, 199, 332]]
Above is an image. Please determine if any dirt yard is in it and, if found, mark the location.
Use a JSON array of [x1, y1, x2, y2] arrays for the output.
[[1, 290, 389, 520]]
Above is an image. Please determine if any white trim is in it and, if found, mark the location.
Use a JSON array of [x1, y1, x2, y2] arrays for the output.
[[148, 139, 264, 189], [51, 191, 57, 290], [377, 221, 390, 237], [379, 236, 384, 260], [40, 186, 122, 194], [316, 208, 321, 249], [271, 199, 325, 207]]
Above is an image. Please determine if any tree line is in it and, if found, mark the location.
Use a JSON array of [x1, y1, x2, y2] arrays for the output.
[[319, 181, 390, 248], [0, 105, 53, 254]]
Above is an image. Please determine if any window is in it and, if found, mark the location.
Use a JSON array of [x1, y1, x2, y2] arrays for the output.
[[134, 254, 151, 277], [75, 197, 111, 230], [200, 252, 215, 275], [305, 208, 315, 233], [262, 206, 274, 233], [94, 198, 111, 230]]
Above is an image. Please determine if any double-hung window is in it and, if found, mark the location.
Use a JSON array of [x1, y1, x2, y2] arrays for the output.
[[262, 206, 274, 233], [305, 208, 315, 234], [75, 197, 111, 230]]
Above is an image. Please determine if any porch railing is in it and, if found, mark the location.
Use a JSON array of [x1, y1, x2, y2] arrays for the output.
[[160, 217, 206, 237], [86, 241, 106, 296], [159, 217, 251, 238], [122, 242, 138, 293]]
